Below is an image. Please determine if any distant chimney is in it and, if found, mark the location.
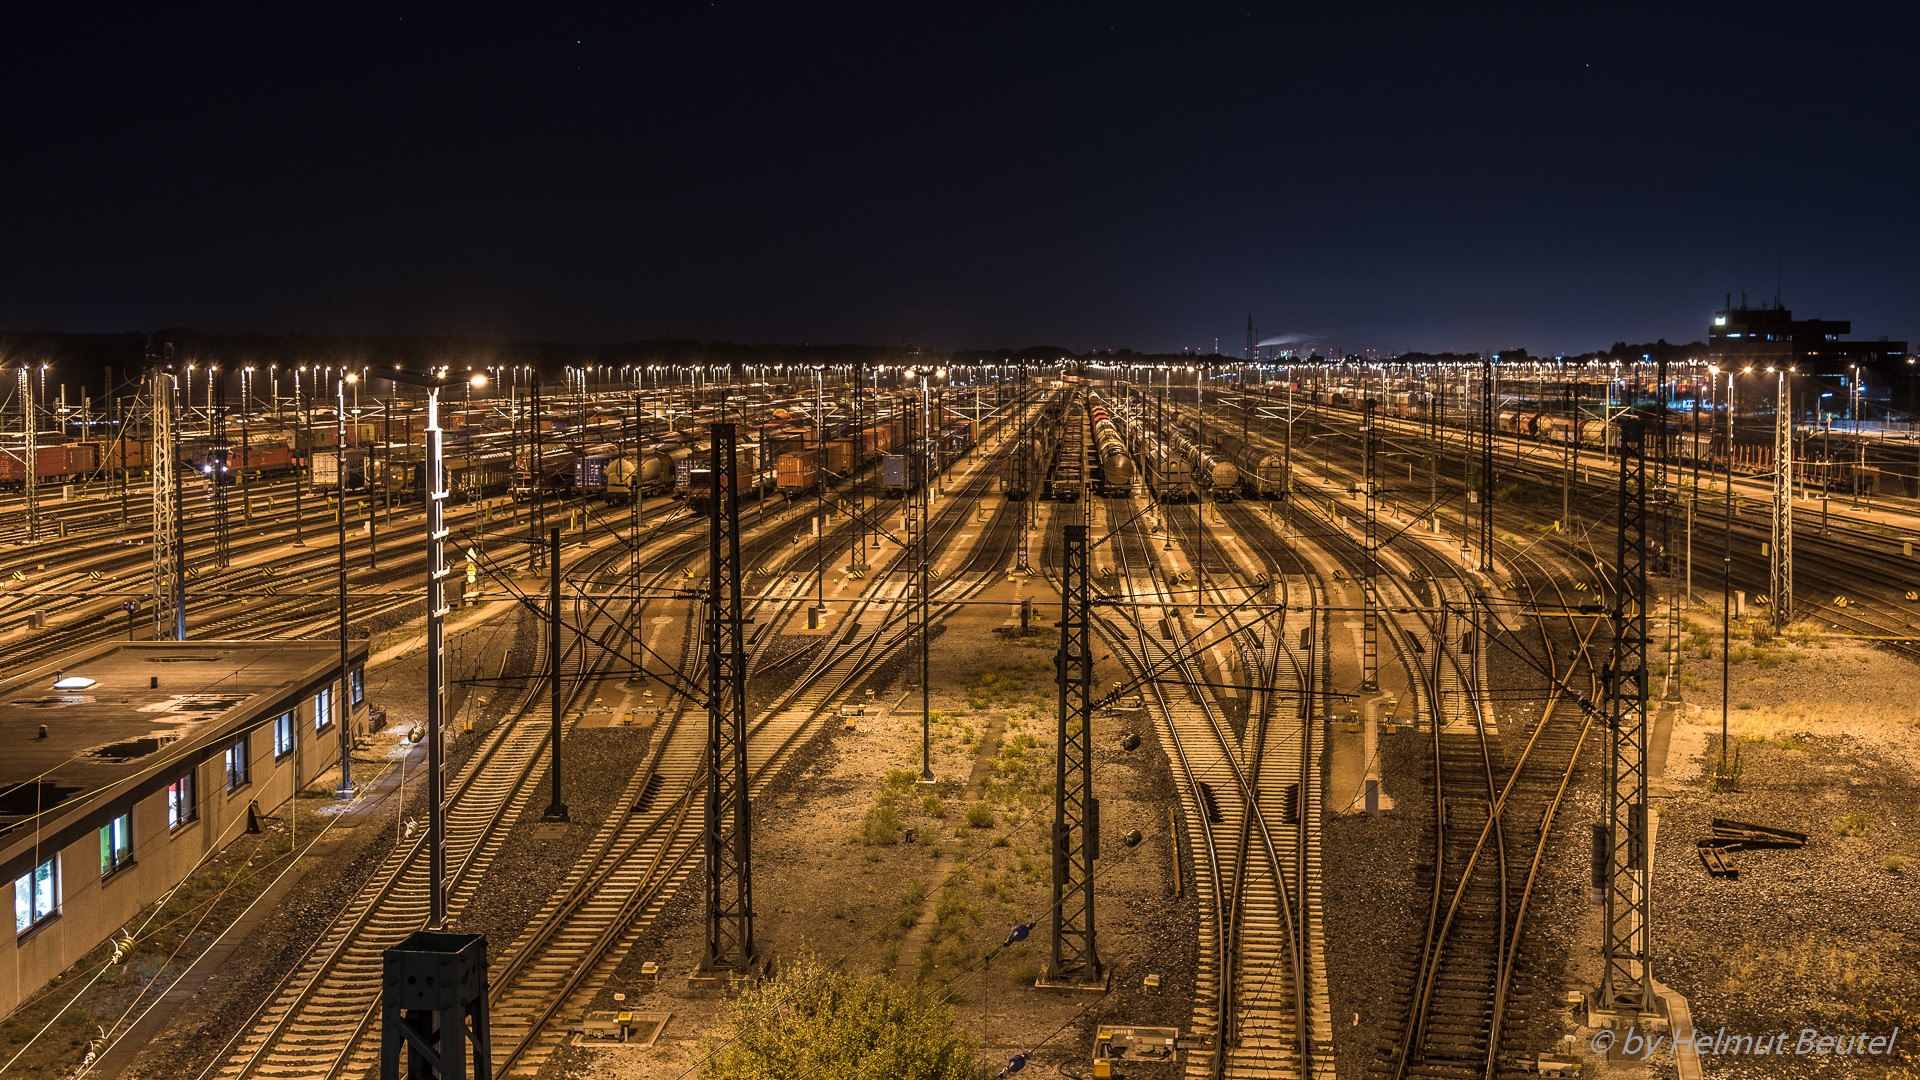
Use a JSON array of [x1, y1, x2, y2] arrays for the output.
[[150, 676, 159, 689]]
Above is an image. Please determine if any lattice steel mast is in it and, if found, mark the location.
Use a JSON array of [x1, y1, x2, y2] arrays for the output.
[[1770, 369, 1793, 625], [149, 368, 185, 640], [1478, 359, 1494, 571], [702, 423, 756, 974], [1016, 364, 1032, 572], [1362, 398, 1379, 690], [211, 366, 232, 568], [1600, 418, 1651, 1012], [20, 367, 40, 544], [1048, 523, 1102, 983], [911, 382, 933, 779]]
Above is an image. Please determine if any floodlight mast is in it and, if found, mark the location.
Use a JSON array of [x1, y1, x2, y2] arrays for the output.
[[376, 366, 487, 929]]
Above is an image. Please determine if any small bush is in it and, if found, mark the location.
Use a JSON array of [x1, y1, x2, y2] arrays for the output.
[[1009, 960, 1041, 986], [827, 901, 848, 919], [1836, 812, 1870, 838], [965, 804, 995, 829], [992, 835, 1011, 848], [1882, 856, 1907, 873], [883, 768, 921, 793], [952, 826, 971, 840], [862, 803, 903, 846], [1734, 701, 1756, 711], [922, 795, 947, 818]]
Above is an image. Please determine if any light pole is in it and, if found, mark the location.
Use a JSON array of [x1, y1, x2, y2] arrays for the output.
[[336, 372, 357, 800], [374, 365, 489, 928]]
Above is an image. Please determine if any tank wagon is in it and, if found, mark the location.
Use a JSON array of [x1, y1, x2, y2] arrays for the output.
[[1209, 431, 1285, 499], [1088, 395, 1134, 495]]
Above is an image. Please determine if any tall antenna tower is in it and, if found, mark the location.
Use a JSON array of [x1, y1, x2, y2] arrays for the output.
[[1245, 315, 1255, 360]]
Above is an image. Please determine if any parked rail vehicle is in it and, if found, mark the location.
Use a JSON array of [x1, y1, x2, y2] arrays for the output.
[[936, 421, 975, 461], [1175, 431, 1240, 499], [1093, 422, 1134, 495], [511, 446, 581, 501], [1115, 410, 1195, 501], [776, 447, 823, 493], [374, 448, 515, 502], [1087, 395, 1135, 495], [1208, 430, 1284, 498], [683, 441, 773, 509], [569, 442, 623, 499], [201, 435, 299, 484], [1001, 427, 1059, 499], [882, 438, 940, 496], [1141, 436, 1196, 502], [312, 447, 369, 493], [604, 442, 687, 504], [0, 443, 100, 488]]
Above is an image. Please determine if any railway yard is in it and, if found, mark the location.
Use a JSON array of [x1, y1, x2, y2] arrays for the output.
[[0, 362, 1916, 1080]]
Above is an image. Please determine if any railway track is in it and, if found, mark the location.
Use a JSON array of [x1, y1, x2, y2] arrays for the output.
[[1079, 492, 1315, 1079], [192, 404, 1037, 1080], [478, 415, 1032, 1076]]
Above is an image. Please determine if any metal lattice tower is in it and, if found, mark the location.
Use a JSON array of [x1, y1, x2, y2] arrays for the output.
[[20, 368, 40, 544], [1653, 357, 1671, 575], [910, 395, 933, 779], [1600, 419, 1651, 1012], [211, 368, 232, 567], [1770, 370, 1793, 626], [1015, 365, 1032, 572], [528, 371, 546, 572], [1478, 359, 1494, 571], [150, 370, 184, 640], [702, 423, 756, 974], [850, 362, 869, 572], [1361, 400, 1379, 691], [1049, 523, 1102, 983]]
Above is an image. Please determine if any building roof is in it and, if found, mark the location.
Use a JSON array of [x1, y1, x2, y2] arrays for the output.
[[0, 640, 362, 855]]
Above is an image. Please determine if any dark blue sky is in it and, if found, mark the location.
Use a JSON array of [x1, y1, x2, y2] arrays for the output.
[[3, 2, 1914, 355]]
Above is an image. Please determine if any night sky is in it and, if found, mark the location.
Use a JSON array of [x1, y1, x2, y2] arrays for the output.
[[4, 3, 1915, 355]]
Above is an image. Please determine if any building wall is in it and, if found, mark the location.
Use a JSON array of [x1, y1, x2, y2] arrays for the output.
[[1, 666, 370, 1020]]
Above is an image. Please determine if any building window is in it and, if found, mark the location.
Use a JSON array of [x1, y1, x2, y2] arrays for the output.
[[224, 736, 250, 792], [350, 667, 365, 706], [100, 814, 132, 877], [273, 712, 295, 759], [315, 687, 333, 732], [14, 859, 55, 935], [167, 772, 196, 830]]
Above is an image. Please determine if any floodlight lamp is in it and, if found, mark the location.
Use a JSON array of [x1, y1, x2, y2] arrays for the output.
[[470, 372, 489, 388]]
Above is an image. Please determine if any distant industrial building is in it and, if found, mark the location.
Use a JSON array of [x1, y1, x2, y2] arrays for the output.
[[0, 640, 369, 1019], [1708, 298, 1906, 382]]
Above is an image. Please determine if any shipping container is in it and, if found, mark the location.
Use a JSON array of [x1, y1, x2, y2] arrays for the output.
[[777, 449, 822, 492]]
